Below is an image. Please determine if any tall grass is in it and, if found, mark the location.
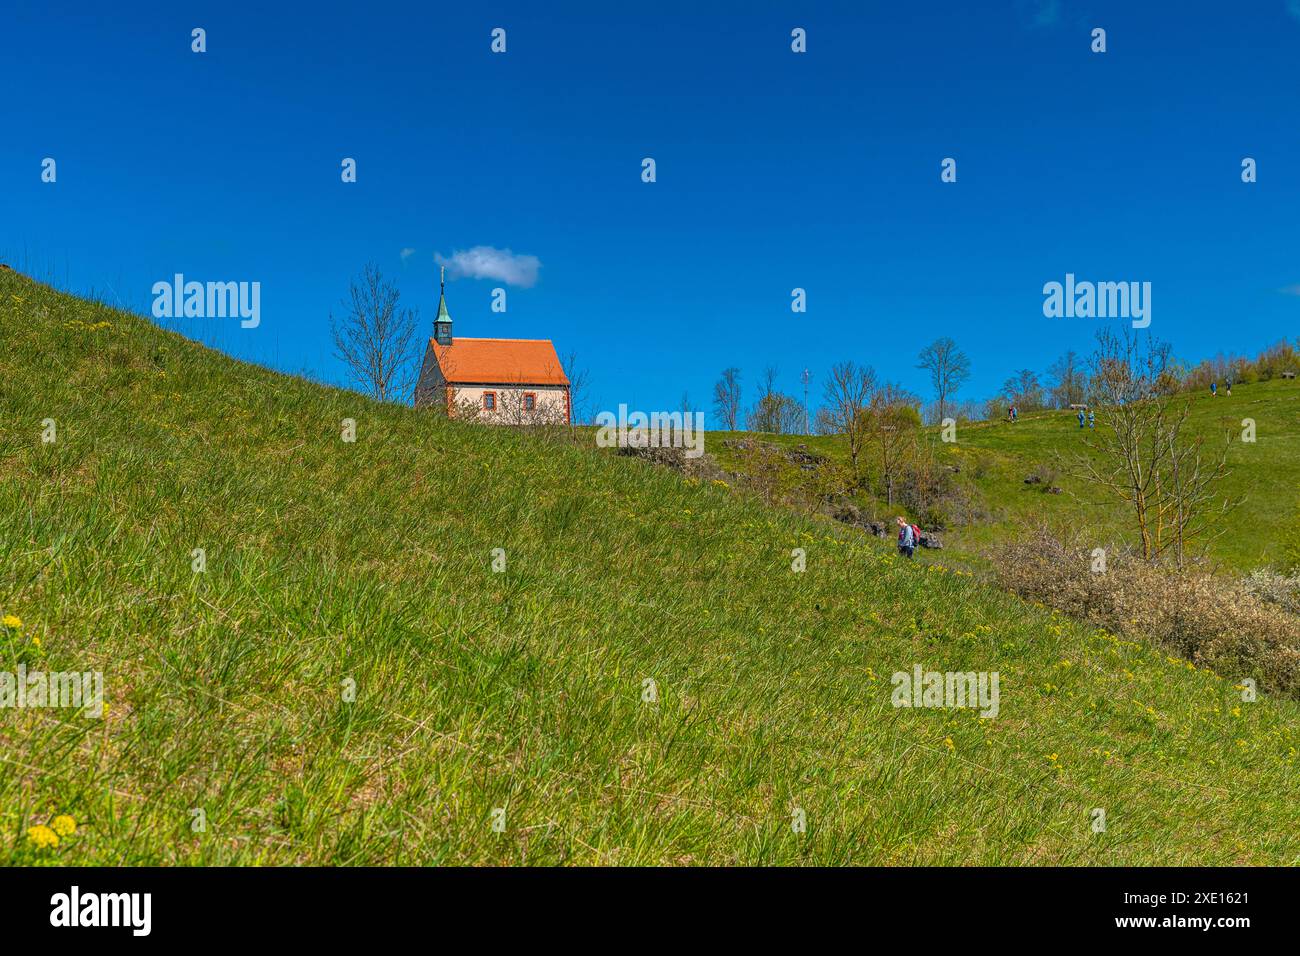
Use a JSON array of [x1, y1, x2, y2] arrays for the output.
[[1, 269, 1298, 865]]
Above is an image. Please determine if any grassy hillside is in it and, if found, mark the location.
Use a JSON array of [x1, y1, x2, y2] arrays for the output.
[[1, 268, 1297, 865], [712, 381, 1300, 573]]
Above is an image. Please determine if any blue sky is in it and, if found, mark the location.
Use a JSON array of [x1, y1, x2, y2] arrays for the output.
[[4, 1, 1299, 425]]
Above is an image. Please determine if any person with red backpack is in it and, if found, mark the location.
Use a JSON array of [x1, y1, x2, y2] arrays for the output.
[[896, 516, 919, 558]]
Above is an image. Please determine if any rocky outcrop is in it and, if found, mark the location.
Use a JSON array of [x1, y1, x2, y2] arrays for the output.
[[827, 501, 887, 535], [722, 439, 828, 471], [616, 444, 722, 480]]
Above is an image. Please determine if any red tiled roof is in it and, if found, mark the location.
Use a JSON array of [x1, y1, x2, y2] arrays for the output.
[[430, 337, 570, 386]]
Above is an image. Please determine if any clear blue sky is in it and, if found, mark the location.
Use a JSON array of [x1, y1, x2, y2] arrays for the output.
[[4, 1, 1299, 425]]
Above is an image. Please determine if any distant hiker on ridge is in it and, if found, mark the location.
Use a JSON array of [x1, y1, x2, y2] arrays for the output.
[[1088, 409, 1095, 429], [1077, 408, 1085, 429]]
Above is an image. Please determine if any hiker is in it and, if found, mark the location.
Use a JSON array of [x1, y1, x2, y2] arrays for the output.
[[1088, 409, 1095, 429], [1011, 405, 1018, 423], [1226, 379, 1233, 396], [1077, 408, 1085, 429], [896, 516, 917, 558], [1211, 381, 1217, 396]]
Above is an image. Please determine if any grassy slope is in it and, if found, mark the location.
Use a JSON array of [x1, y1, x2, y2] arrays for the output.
[[712, 381, 1300, 572], [1, 269, 1297, 865]]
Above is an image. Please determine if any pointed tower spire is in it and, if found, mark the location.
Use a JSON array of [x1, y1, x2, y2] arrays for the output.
[[434, 263, 453, 346]]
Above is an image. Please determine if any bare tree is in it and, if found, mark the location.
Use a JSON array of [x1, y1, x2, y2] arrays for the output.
[[862, 384, 920, 505], [900, 432, 948, 521], [917, 338, 971, 423], [560, 350, 592, 425], [1061, 330, 1165, 558], [757, 366, 779, 407], [1061, 329, 1238, 564], [747, 391, 801, 433], [950, 398, 992, 422], [1151, 405, 1237, 563], [768, 394, 805, 434], [822, 361, 876, 481], [738, 441, 798, 506], [1047, 350, 1086, 408], [799, 368, 812, 435], [875, 381, 921, 409], [713, 367, 742, 430], [1001, 368, 1045, 411], [747, 367, 803, 433], [331, 264, 421, 402]]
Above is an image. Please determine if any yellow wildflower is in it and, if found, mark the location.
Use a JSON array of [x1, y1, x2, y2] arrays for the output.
[[26, 825, 59, 849], [51, 815, 77, 838], [2, 614, 21, 629]]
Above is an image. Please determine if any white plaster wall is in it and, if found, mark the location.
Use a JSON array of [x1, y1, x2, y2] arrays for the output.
[[452, 385, 569, 424]]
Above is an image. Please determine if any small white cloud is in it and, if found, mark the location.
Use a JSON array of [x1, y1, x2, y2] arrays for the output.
[[1288, 1, 1300, 24], [400, 248, 416, 263], [1280, 283, 1300, 296], [435, 245, 541, 288]]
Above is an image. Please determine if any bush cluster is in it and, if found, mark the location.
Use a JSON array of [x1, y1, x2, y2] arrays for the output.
[[993, 528, 1300, 699]]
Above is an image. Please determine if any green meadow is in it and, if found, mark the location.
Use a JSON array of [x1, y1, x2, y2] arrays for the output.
[[711, 380, 1300, 573], [2, 269, 1297, 865]]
